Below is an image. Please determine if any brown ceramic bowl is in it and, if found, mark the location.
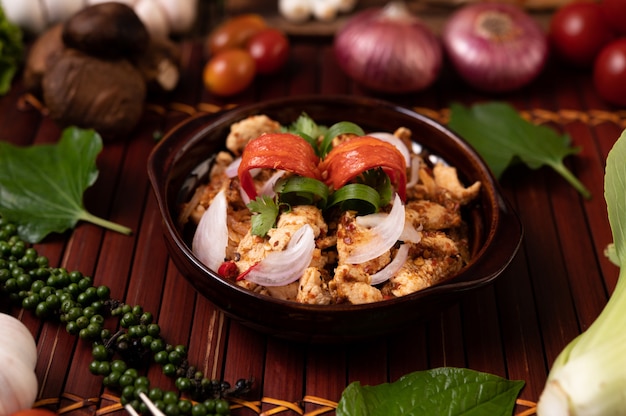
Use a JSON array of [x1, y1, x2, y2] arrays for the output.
[[147, 95, 522, 343]]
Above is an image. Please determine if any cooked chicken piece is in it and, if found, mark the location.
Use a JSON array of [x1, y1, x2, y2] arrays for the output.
[[433, 163, 481, 205], [382, 254, 464, 297], [266, 282, 299, 301], [405, 200, 461, 230], [332, 264, 383, 304], [336, 211, 392, 273], [235, 205, 326, 278], [297, 267, 333, 305], [225, 115, 282, 155]]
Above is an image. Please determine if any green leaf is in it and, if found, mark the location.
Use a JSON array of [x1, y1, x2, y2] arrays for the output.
[[448, 102, 591, 199], [336, 368, 524, 416], [247, 195, 281, 237], [326, 183, 381, 215], [0, 5, 24, 95], [0, 127, 132, 243], [605, 128, 626, 266]]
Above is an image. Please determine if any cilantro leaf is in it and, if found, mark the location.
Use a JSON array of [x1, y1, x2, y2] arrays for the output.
[[0, 127, 132, 243], [247, 195, 281, 237], [0, 5, 24, 95], [336, 367, 524, 416], [448, 101, 591, 199]]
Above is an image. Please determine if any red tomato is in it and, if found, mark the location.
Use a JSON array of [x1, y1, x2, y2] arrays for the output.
[[203, 49, 256, 96], [593, 38, 626, 106], [549, 1, 616, 67], [599, 0, 626, 35], [205, 14, 267, 55], [246, 28, 290, 75]]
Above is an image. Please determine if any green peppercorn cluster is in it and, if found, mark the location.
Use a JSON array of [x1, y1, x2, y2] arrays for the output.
[[0, 218, 251, 416]]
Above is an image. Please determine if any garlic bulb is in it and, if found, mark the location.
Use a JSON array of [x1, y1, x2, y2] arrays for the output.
[[0, 313, 38, 416], [279, 0, 358, 23]]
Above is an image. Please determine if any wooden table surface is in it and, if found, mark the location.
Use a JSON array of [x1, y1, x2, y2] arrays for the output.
[[2, 31, 625, 416]]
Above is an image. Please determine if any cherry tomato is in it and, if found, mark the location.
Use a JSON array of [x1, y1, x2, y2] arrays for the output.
[[203, 49, 256, 96], [593, 38, 626, 106], [206, 14, 267, 56], [599, 0, 626, 35], [246, 28, 290, 75], [549, 1, 615, 67]]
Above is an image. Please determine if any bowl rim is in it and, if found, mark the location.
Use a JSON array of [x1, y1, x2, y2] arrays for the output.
[[148, 94, 523, 315]]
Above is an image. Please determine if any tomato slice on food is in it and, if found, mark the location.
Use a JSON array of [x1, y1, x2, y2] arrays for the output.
[[238, 133, 321, 199]]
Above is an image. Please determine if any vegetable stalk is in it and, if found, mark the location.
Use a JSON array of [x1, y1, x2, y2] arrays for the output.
[[536, 129, 626, 415]]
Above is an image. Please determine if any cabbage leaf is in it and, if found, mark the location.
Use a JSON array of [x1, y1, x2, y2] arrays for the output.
[[336, 367, 524, 416], [0, 127, 132, 243], [448, 102, 591, 199]]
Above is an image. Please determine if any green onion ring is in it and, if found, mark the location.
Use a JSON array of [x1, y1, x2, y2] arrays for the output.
[[319, 121, 365, 157], [276, 176, 330, 208], [326, 183, 381, 215]]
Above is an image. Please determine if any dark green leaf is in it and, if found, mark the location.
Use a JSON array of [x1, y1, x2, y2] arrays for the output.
[[336, 367, 524, 416], [0, 127, 132, 243], [358, 168, 392, 207], [448, 102, 591, 199], [247, 195, 281, 237]]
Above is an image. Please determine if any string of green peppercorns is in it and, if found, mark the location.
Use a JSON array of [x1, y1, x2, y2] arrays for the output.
[[0, 217, 252, 416]]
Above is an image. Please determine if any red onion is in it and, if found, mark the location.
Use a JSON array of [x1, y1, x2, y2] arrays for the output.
[[333, 1, 442, 93], [442, 3, 548, 93]]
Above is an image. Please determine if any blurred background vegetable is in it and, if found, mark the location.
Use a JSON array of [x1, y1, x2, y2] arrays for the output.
[[202, 13, 290, 96], [442, 2, 548, 93], [0, 0, 197, 37], [333, 1, 442, 93], [0, 313, 38, 416], [0, 5, 23, 96]]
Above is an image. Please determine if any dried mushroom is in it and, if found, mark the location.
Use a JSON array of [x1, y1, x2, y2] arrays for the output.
[[21, 2, 181, 140], [42, 50, 146, 139], [62, 2, 149, 59]]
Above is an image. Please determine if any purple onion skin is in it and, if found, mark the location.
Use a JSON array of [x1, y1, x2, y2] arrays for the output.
[[442, 3, 548, 93], [333, 5, 443, 94]]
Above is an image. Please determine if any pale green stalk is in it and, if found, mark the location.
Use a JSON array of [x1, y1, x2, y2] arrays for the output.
[[536, 129, 626, 416]]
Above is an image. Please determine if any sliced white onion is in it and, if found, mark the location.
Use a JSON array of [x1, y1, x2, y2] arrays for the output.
[[367, 132, 411, 167], [406, 155, 421, 188], [370, 244, 409, 285], [192, 189, 228, 272], [244, 224, 316, 287], [225, 157, 241, 178], [258, 170, 286, 197], [348, 193, 405, 264]]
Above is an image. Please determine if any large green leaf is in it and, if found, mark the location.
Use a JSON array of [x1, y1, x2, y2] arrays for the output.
[[336, 368, 524, 416], [0, 127, 131, 242], [448, 102, 591, 199]]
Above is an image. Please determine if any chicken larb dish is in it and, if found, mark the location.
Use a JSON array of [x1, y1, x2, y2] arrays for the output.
[[179, 114, 481, 305]]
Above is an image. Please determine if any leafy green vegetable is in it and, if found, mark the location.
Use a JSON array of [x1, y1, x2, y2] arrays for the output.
[[0, 5, 24, 95], [0, 127, 132, 243], [247, 195, 281, 237], [319, 121, 365, 158], [337, 367, 524, 416], [282, 112, 328, 149], [537, 128, 626, 415], [448, 102, 591, 199]]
